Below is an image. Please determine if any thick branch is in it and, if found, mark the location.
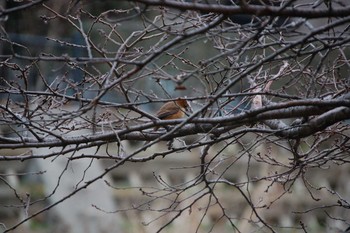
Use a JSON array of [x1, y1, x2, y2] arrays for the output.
[[0, 98, 349, 150], [275, 106, 350, 139], [132, 0, 350, 18]]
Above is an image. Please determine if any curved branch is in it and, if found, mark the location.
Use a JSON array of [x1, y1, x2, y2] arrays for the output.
[[0, 0, 49, 17]]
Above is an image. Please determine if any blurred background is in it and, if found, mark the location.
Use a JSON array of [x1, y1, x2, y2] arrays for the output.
[[0, 1, 350, 233]]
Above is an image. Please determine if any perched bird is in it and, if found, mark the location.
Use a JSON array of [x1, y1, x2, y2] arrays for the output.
[[155, 99, 191, 130]]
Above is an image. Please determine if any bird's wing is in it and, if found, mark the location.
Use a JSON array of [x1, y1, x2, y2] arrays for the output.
[[157, 109, 180, 119], [156, 103, 181, 119]]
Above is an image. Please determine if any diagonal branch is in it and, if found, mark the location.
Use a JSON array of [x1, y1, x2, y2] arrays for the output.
[[274, 106, 350, 139]]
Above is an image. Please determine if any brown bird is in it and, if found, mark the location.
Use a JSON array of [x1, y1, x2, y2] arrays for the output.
[[155, 99, 191, 130]]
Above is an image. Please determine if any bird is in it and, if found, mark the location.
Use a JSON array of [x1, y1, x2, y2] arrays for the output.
[[154, 98, 191, 130]]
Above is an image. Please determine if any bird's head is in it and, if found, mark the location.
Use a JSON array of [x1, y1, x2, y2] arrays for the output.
[[175, 99, 192, 113]]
